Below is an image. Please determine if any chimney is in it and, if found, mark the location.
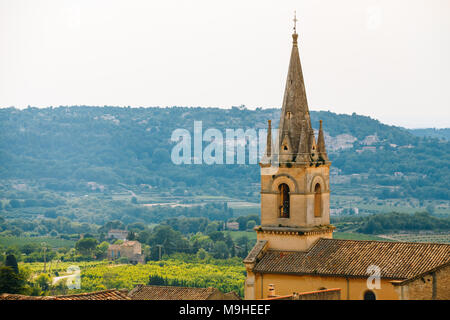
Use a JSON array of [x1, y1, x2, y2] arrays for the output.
[[268, 284, 276, 297]]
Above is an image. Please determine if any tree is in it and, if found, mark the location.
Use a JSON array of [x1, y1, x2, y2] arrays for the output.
[[148, 274, 167, 286], [196, 248, 208, 260], [5, 254, 19, 274], [21, 243, 39, 255], [246, 220, 256, 230], [212, 241, 229, 259], [208, 231, 225, 243], [236, 235, 250, 258], [95, 241, 110, 259], [35, 273, 51, 292], [0, 266, 25, 294], [75, 238, 98, 256], [127, 231, 136, 241], [152, 148, 170, 164]]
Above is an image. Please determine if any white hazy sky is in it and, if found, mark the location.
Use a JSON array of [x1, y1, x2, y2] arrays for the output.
[[1, 0, 449, 128]]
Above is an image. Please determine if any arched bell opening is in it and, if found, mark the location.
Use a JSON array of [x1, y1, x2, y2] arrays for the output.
[[278, 183, 290, 218], [314, 183, 322, 217]]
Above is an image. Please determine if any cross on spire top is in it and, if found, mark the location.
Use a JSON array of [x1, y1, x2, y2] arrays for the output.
[[293, 11, 298, 34]]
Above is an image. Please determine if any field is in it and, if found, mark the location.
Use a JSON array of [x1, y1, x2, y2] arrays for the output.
[[223, 230, 257, 242], [378, 233, 450, 244], [332, 232, 393, 242], [21, 260, 108, 275], [23, 256, 246, 297], [226, 202, 260, 217], [331, 194, 450, 216]]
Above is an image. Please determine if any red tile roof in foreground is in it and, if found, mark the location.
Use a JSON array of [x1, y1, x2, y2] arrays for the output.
[[0, 294, 54, 300], [252, 238, 450, 280], [128, 285, 219, 300], [54, 289, 130, 300], [0, 289, 130, 300]]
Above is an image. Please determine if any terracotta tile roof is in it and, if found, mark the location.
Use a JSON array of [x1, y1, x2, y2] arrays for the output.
[[223, 291, 242, 300], [0, 290, 130, 300], [0, 294, 54, 300], [252, 238, 450, 279], [54, 289, 130, 300], [121, 241, 139, 247], [243, 240, 267, 264], [390, 261, 450, 286], [127, 285, 220, 300]]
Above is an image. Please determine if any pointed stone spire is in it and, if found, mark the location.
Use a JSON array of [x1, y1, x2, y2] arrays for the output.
[[266, 120, 272, 158], [278, 14, 312, 161], [296, 120, 309, 164], [279, 133, 293, 163], [317, 120, 328, 162]]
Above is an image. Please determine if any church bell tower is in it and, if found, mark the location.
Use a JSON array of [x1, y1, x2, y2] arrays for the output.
[[257, 16, 334, 251]]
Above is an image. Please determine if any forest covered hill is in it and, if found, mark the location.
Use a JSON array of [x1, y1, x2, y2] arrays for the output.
[[409, 128, 450, 141], [0, 106, 448, 202]]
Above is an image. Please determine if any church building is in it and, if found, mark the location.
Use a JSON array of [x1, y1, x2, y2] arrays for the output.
[[243, 19, 450, 300]]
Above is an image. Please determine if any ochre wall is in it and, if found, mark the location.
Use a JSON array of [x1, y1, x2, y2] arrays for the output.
[[436, 266, 450, 299], [260, 165, 330, 228], [248, 272, 400, 300], [394, 265, 450, 300], [256, 231, 333, 251]]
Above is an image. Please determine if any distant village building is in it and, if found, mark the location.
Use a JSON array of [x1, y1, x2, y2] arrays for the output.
[[127, 285, 240, 300], [361, 134, 379, 146], [226, 221, 239, 230], [244, 23, 450, 300], [356, 146, 377, 153], [107, 240, 144, 264], [330, 208, 344, 216], [107, 229, 128, 241]]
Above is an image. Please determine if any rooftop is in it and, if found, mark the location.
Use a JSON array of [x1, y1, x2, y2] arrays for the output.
[[251, 238, 450, 280], [0, 289, 130, 300], [127, 285, 239, 300]]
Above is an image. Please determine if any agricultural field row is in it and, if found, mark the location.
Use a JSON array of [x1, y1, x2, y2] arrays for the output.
[[378, 233, 450, 244]]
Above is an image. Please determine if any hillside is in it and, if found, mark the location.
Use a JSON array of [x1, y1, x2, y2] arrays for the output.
[[1, 106, 448, 194], [0, 105, 448, 247], [409, 128, 450, 141], [0, 106, 449, 229]]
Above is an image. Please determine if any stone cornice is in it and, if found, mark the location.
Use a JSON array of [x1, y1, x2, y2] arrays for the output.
[[259, 162, 332, 169], [260, 191, 331, 195], [255, 225, 335, 236]]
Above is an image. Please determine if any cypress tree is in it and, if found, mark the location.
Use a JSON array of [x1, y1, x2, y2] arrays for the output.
[[5, 254, 19, 274]]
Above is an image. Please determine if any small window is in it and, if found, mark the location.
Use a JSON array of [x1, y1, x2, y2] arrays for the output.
[[363, 290, 376, 300], [278, 183, 290, 218], [314, 183, 322, 217]]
